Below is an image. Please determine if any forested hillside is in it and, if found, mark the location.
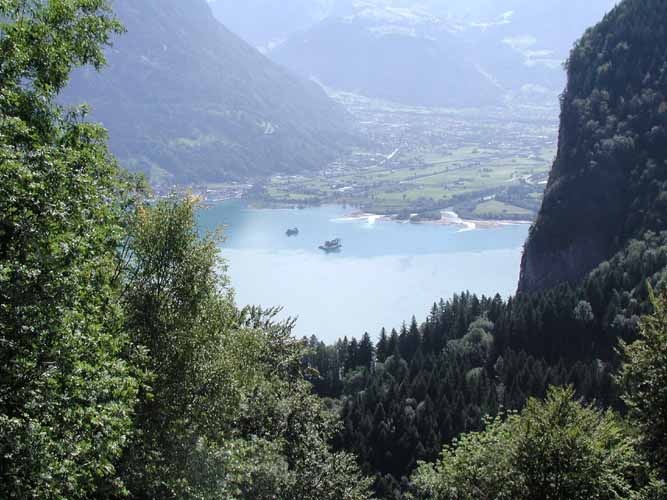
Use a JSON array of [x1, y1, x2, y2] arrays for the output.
[[519, 0, 667, 292], [307, 230, 667, 497], [62, 0, 353, 184]]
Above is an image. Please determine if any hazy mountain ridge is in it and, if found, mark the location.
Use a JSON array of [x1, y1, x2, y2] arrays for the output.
[[270, 10, 501, 107], [278, 1, 504, 106], [63, 0, 353, 184], [256, 0, 618, 107], [207, 0, 335, 50]]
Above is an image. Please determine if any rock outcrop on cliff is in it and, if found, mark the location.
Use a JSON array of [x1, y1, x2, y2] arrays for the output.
[[519, 0, 667, 293]]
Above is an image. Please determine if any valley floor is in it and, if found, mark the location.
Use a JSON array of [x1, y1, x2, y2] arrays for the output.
[[252, 94, 558, 221]]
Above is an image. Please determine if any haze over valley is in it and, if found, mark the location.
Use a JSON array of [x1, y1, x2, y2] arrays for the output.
[[65, 0, 618, 225]]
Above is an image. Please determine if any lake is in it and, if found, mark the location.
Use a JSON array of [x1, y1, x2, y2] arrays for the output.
[[198, 202, 529, 343]]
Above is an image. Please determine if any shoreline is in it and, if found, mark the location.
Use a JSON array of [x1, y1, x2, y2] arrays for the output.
[[342, 209, 532, 231], [236, 199, 532, 230]]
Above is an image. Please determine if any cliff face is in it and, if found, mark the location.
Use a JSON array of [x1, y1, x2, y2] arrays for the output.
[[519, 0, 667, 294]]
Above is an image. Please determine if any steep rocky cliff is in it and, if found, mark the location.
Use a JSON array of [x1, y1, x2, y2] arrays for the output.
[[519, 0, 667, 293]]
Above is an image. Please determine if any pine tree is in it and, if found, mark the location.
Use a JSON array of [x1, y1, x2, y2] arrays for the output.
[[358, 332, 375, 370], [377, 328, 390, 363]]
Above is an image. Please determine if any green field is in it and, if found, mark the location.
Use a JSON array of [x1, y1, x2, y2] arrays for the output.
[[256, 145, 554, 220], [472, 200, 535, 218]]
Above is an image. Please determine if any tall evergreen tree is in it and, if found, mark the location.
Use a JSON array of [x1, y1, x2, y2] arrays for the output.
[[620, 288, 667, 479], [358, 332, 375, 370], [377, 328, 390, 363]]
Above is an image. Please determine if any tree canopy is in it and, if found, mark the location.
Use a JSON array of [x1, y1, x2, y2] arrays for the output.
[[0, 2, 371, 498], [410, 386, 660, 500], [0, 1, 137, 497], [620, 289, 667, 480]]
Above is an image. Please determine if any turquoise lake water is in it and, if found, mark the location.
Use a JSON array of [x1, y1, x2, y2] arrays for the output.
[[198, 202, 529, 343]]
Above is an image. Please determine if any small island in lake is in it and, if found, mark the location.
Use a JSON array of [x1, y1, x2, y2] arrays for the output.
[[286, 227, 299, 237], [319, 238, 342, 253]]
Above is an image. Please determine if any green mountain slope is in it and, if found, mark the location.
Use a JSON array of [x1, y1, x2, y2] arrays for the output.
[[62, 0, 353, 184], [519, 0, 667, 293]]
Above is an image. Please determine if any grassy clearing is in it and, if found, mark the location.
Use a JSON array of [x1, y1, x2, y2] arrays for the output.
[[472, 200, 534, 218]]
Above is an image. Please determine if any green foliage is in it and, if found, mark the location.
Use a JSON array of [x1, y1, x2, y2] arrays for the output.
[[411, 386, 653, 500], [446, 317, 494, 365], [620, 288, 667, 478], [0, 0, 122, 95], [1, 3, 370, 497], [116, 198, 372, 499], [0, 1, 142, 498], [410, 414, 516, 500], [116, 197, 234, 497]]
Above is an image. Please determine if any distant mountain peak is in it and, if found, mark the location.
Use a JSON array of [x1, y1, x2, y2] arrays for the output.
[[468, 10, 514, 30], [347, 4, 442, 26]]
